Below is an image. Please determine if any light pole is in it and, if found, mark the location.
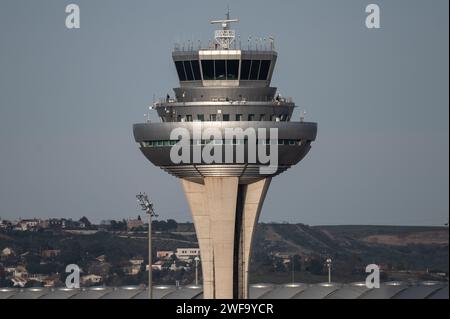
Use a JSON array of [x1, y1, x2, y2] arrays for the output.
[[326, 258, 332, 283], [291, 256, 295, 284], [194, 256, 200, 286], [136, 192, 158, 299]]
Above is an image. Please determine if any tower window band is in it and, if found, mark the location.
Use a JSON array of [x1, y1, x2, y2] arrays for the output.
[[180, 59, 271, 81], [175, 60, 202, 81]]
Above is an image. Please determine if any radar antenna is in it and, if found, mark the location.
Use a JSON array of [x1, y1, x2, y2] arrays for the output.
[[210, 8, 239, 49]]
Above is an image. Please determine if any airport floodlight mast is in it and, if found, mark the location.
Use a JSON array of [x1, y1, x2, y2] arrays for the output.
[[291, 256, 295, 284], [133, 11, 318, 299], [195, 256, 200, 286], [326, 258, 332, 283], [136, 192, 158, 299]]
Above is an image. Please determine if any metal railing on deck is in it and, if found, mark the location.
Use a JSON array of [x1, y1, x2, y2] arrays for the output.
[[174, 36, 275, 52], [152, 95, 293, 107]]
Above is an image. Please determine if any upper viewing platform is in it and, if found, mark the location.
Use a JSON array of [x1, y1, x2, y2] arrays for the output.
[[171, 11, 277, 88]]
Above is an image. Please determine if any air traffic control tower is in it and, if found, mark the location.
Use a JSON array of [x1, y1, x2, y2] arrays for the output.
[[133, 13, 317, 299]]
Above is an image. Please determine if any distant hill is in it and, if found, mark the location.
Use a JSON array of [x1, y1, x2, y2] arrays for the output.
[[249, 224, 448, 283], [0, 223, 448, 285]]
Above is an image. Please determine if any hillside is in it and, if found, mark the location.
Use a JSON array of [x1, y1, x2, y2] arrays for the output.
[[249, 224, 449, 283], [0, 224, 448, 286]]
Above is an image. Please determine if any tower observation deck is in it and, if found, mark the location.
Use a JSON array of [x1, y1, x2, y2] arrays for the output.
[[133, 12, 317, 299]]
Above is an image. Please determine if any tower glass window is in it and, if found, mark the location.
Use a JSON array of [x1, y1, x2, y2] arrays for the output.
[[201, 60, 214, 80], [183, 61, 194, 81], [249, 60, 261, 80], [236, 114, 243, 121], [191, 60, 201, 80], [214, 60, 226, 80], [240, 60, 251, 80], [197, 114, 204, 121], [223, 114, 230, 121], [258, 60, 271, 80], [175, 61, 187, 81], [210, 114, 217, 121], [248, 114, 255, 121], [226, 60, 239, 80]]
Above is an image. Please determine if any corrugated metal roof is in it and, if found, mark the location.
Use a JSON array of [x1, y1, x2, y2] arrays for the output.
[[100, 286, 144, 299], [359, 281, 407, 299], [249, 283, 275, 299], [40, 288, 80, 299], [393, 281, 447, 299], [325, 282, 370, 299], [427, 286, 449, 299], [293, 283, 342, 299], [0, 282, 447, 299], [162, 285, 202, 299], [8, 287, 49, 299], [133, 285, 176, 299], [69, 286, 113, 299], [0, 288, 18, 299], [259, 283, 308, 299]]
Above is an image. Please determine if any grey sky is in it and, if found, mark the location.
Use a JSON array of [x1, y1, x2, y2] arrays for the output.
[[0, 0, 448, 225]]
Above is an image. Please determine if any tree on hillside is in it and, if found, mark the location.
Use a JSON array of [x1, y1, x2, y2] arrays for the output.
[[307, 258, 323, 275], [110, 220, 127, 231], [291, 255, 302, 272], [274, 259, 286, 272], [79, 216, 92, 228], [166, 219, 178, 231]]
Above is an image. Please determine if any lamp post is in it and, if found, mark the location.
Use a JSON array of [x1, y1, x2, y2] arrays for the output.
[[326, 258, 332, 283], [136, 193, 158, 299], [194, 256, 200, 286], [291, 256, 295, 284]]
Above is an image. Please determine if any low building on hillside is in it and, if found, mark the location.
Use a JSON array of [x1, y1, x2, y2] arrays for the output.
[[81, 274, 103, 286], [1, 247, 14, 258], [156, 251, 174, 260], [123, 257, 144, 275], [41, 249, 61, 258], [127, 216, 144, 231], [175, 248, 200, 261], [151, 260, 168, 271]]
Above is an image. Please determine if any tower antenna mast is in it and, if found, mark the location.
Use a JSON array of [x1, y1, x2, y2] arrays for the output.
[[210, 8, 239, 49]]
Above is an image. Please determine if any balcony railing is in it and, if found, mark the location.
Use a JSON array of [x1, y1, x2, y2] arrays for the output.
[[174, 36, 275, 52]]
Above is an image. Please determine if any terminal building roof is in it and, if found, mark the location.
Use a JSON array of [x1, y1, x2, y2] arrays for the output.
[[1, 281, 447, 299]]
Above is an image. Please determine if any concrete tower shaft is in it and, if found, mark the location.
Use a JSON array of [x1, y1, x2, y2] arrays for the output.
[[182, 177, 271, 298]]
